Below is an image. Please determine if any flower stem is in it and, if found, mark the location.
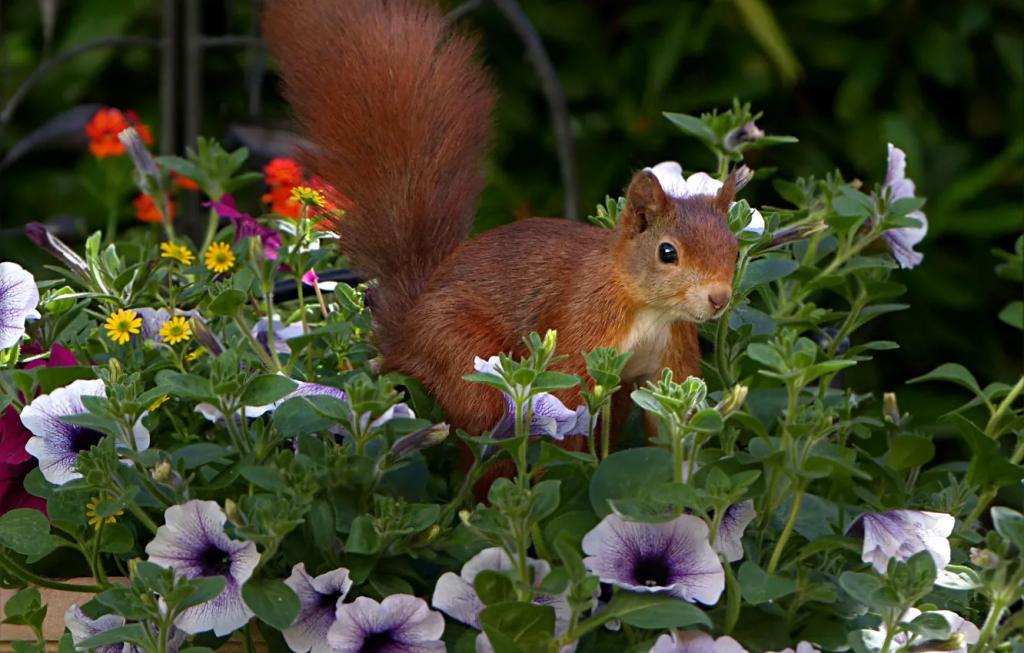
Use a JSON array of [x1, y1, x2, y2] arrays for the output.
[[599, 402, 612, 460], [766, 490, 802, 575], [723, 559, 741, 634], [200, 207, 219, 254], [974, 597, 1008, 653], [127, 502, 160, 535], [985, 374, 1024, 436], [0, 552, 105, 592]]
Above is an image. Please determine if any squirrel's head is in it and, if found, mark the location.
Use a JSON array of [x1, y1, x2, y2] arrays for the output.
[[616, 169, 739, 322]]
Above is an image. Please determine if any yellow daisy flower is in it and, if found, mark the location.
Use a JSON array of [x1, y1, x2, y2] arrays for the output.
[[160, 241, 195, 265], [204, 242, 235, 273], [86, 497, 123, 530], [104, 308, 142, 345], [290, 185, 327, 208], [147, 394, 170, 411], [159, 315, 192, 345]]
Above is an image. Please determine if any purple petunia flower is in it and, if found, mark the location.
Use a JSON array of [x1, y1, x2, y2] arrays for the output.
[[473, 356, 589, 441], [252, 314, 305, 356], [645, 162, 764, 234], [136, 308, 202, 342], [145, 500, 259, 636], [205, 195, 282, 260], [766, 642, 820, 653], [283, 563, 353, 653], [851, 509, 954, 574], [712, 500, 756, 563], [0, 261, 41, 349], [327, 595, 444, 653], [22, 379, 150, 485], [880, 143, 928, 269], [65, 604, 186, 653], [869, 608, 979, 653], [431, 547, 575, 653], [582, 514, 724, 605], [650, 630, 748, 653]]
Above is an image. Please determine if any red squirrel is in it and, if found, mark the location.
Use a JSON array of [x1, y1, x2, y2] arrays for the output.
[[263, 0, 738, 444]]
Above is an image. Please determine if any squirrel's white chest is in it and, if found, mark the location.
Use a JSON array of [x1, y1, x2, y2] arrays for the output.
[[619, 308, 675, 381]]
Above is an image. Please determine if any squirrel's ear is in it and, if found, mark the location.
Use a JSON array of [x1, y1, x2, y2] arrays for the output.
[[623, 170, 670, 234], [712, 170, 739, 213]]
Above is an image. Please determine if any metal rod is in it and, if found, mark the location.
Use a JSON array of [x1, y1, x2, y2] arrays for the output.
[[159, 0, 178, 155]]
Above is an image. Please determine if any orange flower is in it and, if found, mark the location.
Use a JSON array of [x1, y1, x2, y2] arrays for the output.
[[172, 172, 200, 191], [261, 185, 301, 219], [133, 193, 176, 224], [85, 108, 154, 158], [263, 158, 303, 188]]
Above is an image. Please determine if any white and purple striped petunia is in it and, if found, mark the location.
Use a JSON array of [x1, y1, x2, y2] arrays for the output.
[[582, 514, 724, 605], [0, 261, 40, 349], [851, 509, 954, 574], [64, 604, 186, 653], [473, 356, 589, 441], [880, 143, 928, 269], [645, 161, 765, 234], [712, 500, 756, 563], [327, 595, 444, 653], [252, 314, 305, 356], [22, 379, 150, 485], [145, 500, 259, 636], [870, 608, 979, 653], [283, 563, 353, 653], [432, 547, 575, 653], [650, 630, 748, 653]]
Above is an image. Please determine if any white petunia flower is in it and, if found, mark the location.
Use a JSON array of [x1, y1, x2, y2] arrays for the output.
[[0, 261, 41, 349], [645, 162, 764, 234]]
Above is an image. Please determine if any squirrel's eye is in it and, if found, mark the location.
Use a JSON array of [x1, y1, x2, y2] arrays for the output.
[[658, 242, 678, 264]]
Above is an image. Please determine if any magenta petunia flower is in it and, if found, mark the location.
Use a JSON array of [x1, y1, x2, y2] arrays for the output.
[[850, 509, 954, 574], [145, 500, 259, 636], [880, 144, 928, 269], [582, 514, 724, 605], [205, 195, 282, 260], [283, 563, 352, 653], [327, 595, 444, 653]]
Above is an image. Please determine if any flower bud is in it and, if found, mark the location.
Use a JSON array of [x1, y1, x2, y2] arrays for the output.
[[969, 546, 1000, 569], [107, 358, 123, 382], [392, 423, 450, 460], [25, 223, 90, 279], [768, 221, 827, 248], [725, 121, 765, 150], [224, 498, 241, 524], [190, 316, 224, 356], [42, 286, 77, 315], [883, 392, 899, 423], [153, 460, 173, 483], [118, 127, 160, 195], [715, 384, 749, 417]]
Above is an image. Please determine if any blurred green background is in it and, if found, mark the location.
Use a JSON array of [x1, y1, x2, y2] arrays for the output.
[[1, 0, 1021, 416]]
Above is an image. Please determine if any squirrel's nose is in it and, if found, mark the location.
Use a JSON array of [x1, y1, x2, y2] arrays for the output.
[[707, 287, 731, 312]]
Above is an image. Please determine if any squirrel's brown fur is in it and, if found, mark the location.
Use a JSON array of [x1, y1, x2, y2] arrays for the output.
[[264, 0, 738, 444]]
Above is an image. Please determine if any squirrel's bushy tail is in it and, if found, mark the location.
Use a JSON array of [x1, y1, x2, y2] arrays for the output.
[[263, 0, 493, 351]]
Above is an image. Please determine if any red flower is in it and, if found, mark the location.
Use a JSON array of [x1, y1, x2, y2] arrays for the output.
[[263, 158, 303, 188], [85, 108, 154, 159], [172, 172, 200, 191], [261, 185, 301, 219], [134, 193, 176, 224], [0, 343, 79, 516]]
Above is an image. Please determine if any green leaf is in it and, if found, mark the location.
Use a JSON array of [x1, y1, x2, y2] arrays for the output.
[[905, 612, 951, 641], [991, 507, 1024, 550], [79, 624, 149, 650], [0, 509, 53, 557], [242, 579, 300, 630], [600, 592, 711, 629], [242, 374, 298, 405], [688, 408, 723, 432], [733, 0, 801, 83], [999, 301, 1023, 329], [345, 516, 380, 554], [532, 372, 580, 392], [885, 434, 935, 471], [179, 576, 228, 611], [908, 363, 982, 396], [479, 602, 555, 653], [740, 258, 799, 291], [240, 465, 284, 491], [737, 561, 796, 604], [838, 572, 898, 609], [746, 343, 785, 371], [208, 289, 247, 317], [662, 112, 717, 146], [273, 396, 336, 434], [474, 570, 516, 606], [590, 448, 673, 517], [154, 371, 215, 401]]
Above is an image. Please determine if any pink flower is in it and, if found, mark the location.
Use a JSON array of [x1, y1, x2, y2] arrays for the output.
[[204, 195, 282, 260]]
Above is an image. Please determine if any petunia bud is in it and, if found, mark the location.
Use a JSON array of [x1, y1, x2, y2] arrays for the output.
[[725, 122, 766, 151], [190, 316, 224, 356], [768, 221, 828, 248], [715, 384, 749, 417], [152, 460, 173, 483], [118, 127, 160, 195], [224, 498, 241, 524], [107, 358, 123, 382], [969, 546, 1000, 569], [883, 392, 899, 423], [392, 423, 449, 460], [25, 223, 90, 279]]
